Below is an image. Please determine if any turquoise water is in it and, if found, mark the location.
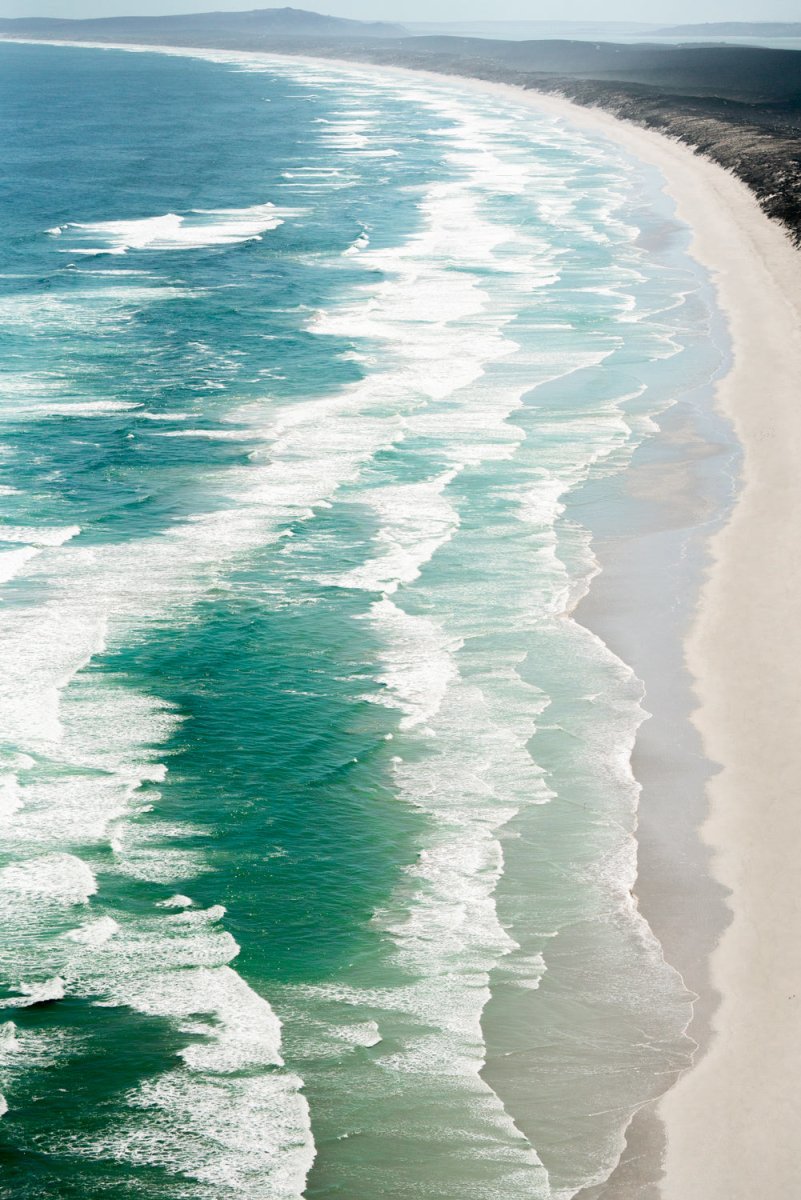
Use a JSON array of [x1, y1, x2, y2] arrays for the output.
[[0, 42, 725, 1199]]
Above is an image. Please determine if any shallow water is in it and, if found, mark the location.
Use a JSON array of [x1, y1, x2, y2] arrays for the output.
[[0, 42, 728, 1199]]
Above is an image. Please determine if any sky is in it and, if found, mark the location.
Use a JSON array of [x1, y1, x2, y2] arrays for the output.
[[1, 0, 799, 23]]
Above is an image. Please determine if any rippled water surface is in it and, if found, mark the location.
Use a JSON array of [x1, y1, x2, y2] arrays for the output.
[[0, 41, 725, 1199]]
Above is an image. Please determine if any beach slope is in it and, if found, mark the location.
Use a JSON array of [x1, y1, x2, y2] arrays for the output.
[[505, 91, 801, 1200]]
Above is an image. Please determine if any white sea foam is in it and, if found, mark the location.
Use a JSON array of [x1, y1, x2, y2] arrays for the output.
[[101, 1069, 313, 1198], [0, 546, 40, 585], [8, 976, 66, 1007], [65, 916, 120, 945], [48, 203, 298, 255], [63, 913, 312, 1197], [0, 524, 81, 547], [264, 76, 611, 1186], [260, 61, 701, 1198], [367, 600, 461, 732], [0, 64, 570, 1189], [0, 772, 21, 820], [157, 894, 194, 909], [331, 1019, 382, 1049], [0, 854, 96, 906], [12, 400, 141, 418], [152, 427, 248, 440], [1, 44, 703, 1199], [0, 1024, 19, 1053], [328, 471, 459, 595], [0, 286, 194, 333], [342, 227, 370, 256]]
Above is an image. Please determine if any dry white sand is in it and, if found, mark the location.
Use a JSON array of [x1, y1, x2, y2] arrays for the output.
[[10, 39, 801, 1198]]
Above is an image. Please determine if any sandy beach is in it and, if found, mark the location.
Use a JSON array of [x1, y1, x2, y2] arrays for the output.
[[462, 78, 801, 1199], [612, 113, 801, 1200]]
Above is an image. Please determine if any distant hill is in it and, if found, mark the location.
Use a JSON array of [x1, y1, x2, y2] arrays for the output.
[[656, 22, 801, 37], [0, 6, 408, 43]]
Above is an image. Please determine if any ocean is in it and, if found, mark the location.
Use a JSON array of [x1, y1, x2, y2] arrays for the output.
[[0, 41, 730, 1200]]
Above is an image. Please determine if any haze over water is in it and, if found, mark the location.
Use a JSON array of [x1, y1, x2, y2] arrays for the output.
[[0, 40, 726, 1198]]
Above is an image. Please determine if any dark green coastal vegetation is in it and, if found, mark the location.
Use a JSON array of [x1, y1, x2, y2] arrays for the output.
[[3, 8, 800, 243]]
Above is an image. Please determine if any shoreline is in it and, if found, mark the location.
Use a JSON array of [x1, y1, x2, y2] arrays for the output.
[[484, 81, 801, 1198], [285, 54, 801, 1197], [517, 90, 801, 1199], [352, 63, 801, 1197], [7, 39, 801, 1198]]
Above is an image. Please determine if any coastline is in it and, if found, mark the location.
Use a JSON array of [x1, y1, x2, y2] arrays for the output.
[[608, 106, 801, 1200], [474, 82, 801, 1198], [514, 91, 801, 1199], [298, 58, 801, 1196], [6, 38, 801, 1198]]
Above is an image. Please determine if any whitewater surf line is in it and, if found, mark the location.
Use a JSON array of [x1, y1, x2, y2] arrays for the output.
[[0, 42, 731, 1200]]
